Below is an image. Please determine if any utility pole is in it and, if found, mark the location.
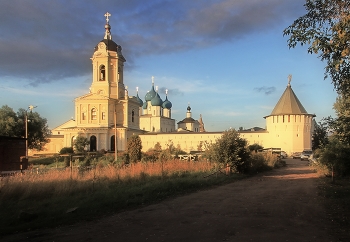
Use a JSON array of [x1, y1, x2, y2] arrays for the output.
[[25, 105, 37, 158], [114, 105, 117, 161]]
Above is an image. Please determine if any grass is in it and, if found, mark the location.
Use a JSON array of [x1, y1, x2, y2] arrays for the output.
[[0, 159, 245, 236], [318, 177, 350, 241]]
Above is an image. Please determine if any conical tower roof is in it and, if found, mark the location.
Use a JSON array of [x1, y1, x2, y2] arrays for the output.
[[265, 80, 313, 118]]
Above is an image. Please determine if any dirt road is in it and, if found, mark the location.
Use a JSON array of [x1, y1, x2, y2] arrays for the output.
[[4, 159, 336, 242]]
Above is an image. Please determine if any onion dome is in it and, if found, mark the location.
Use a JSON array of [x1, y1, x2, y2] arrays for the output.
[[151, 93, 163, 106], [136, 93, 143, 107], [142, 102, 148, 109], [145, 85, 156, 101], [187, 105, 191, 112], [162, 96, 172, 109]]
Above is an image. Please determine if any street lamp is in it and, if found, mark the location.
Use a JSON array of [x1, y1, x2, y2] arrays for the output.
[[25, 105, 37, 158]]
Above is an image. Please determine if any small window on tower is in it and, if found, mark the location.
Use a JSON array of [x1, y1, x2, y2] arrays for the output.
[[102, 112, 106, 120], [100, 65, 105, 81], [91, 108, 97, 120], [132, 110, 135, 122], [82, 112, 86, 120]]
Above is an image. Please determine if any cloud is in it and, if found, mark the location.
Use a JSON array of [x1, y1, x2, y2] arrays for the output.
[[0, 0, 306, 86], [254, 86, 276, 95]]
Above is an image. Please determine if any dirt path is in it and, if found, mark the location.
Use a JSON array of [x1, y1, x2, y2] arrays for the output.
[[4, 159, 336, 242]]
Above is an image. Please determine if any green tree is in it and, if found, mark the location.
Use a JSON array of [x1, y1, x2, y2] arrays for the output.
[[318, 137, 350, 177], [312, 119, 329, 150], [283, 0, 350, 96], [329, 94, 350, 145], [17, 108, 51, 150], [207, 129, 250, 173], [0, 105, 50, 150], [74, 136, 90, 153], [127, 135, 142, 163], [0, 105, 21, 137]]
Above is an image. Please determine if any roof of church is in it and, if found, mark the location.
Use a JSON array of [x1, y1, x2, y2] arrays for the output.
[[177, 117, 199, 124], [268, 83, 308, 116]]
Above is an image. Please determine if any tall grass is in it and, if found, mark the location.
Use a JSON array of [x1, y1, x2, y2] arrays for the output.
[[0, 159, 243, 235]]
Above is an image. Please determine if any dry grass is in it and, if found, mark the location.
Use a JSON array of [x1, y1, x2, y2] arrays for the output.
[[0, 159, 242, 235], [0, 159, 215, 201]]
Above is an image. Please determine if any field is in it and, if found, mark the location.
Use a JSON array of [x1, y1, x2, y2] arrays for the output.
[[0, 158, 245, 236]]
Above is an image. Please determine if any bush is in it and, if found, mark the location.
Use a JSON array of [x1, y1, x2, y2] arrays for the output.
[[127, 135, 142, 163], [205, 129, 250, 173], [318, 138, 350, 177], [59, 147, 74, 154]]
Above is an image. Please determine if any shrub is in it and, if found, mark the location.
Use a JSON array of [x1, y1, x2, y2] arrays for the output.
[[318, 138, 350, 177], [59, 147, 74, 154], [127, 135, 142, 163], [205, 129, 250, 173]]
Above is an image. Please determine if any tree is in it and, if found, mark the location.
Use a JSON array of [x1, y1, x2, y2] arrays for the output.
[[283, 0, 350, 96], [0, 105, 21, 137], [318, 137, 350, 177], [0, 105, 50, 150], [74, 136, 90, 153], [17, 108, 51, 150], [206, 129, 250, 173], [330, 94, 350, 145], [127, 135, 142, 163], [312, 119, 329, 150]]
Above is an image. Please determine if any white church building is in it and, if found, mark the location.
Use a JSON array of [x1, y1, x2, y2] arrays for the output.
[[42, 13, 315, 156]]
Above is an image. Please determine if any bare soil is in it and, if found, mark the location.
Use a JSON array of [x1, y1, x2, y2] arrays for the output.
[[3, 159, 340, 241]]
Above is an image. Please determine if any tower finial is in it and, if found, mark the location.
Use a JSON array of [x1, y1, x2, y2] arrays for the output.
[[288, 74, 292, 86], [152, 76, 154, 84], [104, 12, 112, 40]]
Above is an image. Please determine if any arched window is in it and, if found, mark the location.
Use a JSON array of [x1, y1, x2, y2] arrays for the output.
[[132, 110, 135, 122], [91, 108, 97, 120], [100, 65, 105, 81]]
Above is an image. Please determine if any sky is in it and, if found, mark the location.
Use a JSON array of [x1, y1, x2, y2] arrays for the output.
[[0, 0, 338, 132]]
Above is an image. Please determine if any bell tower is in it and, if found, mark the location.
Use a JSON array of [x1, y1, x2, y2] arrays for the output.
[[90, 12, 126, 99]]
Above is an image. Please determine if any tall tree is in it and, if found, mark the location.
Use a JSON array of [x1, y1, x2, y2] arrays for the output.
[[326, 94, 350, 145], [0, 105, 50, 150], [312, 119, 329, 150], [127, 135, 142, 163], [283, 0, 350, 96], [0, 105, 21, 137]]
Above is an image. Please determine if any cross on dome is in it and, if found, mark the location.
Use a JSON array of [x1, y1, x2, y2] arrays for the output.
[[104, 12, 111, 23]]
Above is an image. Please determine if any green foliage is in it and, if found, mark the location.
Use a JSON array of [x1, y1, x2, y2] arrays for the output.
[[248, 143, 263, 153], [0, 105, 50, 150], [312, 119, 329, 150], [283, 0, 350, 96], [318, 137, 350, 176], [59, 147, 74, 154], [127, 135, 142, 163], [248, 153, 272, 173], [0, 105, 21, 137], [73, 136, 90, 153], [206, 129, 250, 173], [326, 94, 350, 145]]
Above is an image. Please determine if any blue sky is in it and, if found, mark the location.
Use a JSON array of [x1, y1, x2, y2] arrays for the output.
[[0, 0, 338, 131]]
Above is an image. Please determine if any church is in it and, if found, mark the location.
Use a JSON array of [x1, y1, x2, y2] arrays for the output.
[[43, 13, 315, 156]]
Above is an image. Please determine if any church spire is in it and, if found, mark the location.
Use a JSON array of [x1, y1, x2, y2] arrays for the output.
[[104, 12, 112, 40]]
